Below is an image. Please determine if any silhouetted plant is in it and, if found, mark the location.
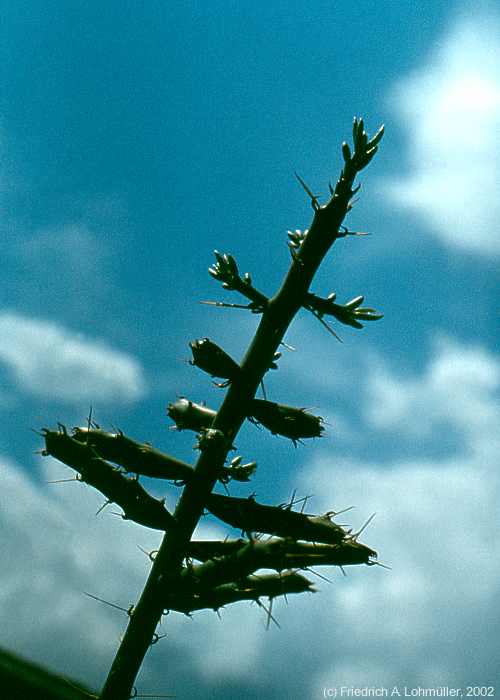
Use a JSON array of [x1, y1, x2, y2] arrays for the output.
[[40, 117, 384, 699]]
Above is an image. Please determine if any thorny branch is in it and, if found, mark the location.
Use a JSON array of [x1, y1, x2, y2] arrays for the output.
[[43, 118, 383, 700]]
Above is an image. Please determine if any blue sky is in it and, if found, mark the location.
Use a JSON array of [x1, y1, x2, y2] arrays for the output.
[[1, 1, 499, 697]]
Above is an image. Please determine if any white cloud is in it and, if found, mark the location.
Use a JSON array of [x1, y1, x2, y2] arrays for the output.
[[297, 447, 500, 693], [287, 336, 500, 693], [364, 334, 499, 446], [0, 312, 146, 403], [384, 14, 500, 256], [13, 224, 105, 282]]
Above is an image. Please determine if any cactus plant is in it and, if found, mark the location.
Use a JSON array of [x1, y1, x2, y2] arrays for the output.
[[42, 118, 384, 699]]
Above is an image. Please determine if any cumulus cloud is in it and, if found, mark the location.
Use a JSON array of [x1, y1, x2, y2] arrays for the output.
[[384, 14, 500, 256], [0, 312, 146, 403], [298, 447, 500, 693], [14, 224, 102, 274], [289, 336, 500, 694], [364, 334, 499, 445]]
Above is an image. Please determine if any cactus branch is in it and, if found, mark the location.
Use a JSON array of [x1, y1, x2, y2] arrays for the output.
[[305, 292, 384, 329], [71, 427, 194, 481], [207, 250, 268, 311], [205, 493, 348, 544], [162, 571, 314, 615], [68, 425, 253, 485], [42, 427, 175, 531], [187, 537, 376, 568]]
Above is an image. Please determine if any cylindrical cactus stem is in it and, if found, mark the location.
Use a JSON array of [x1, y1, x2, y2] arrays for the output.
[[162, 571, 314, 614], [42, 427, 175, 531], [184, 537, 376, 582], [206, 493, 347, 545], [72, 427, 194, 481]]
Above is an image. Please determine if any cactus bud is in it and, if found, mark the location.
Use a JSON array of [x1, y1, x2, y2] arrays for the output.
[[344, 296, 364, 310], [167, 398, 216, 432], [189, 338, 240, 384], [342, 141, 351, 163], [222, 456, 257, 483], [367, 124, 384, 149], [249, 399, 324, 445], [223, 253, 238, 276]]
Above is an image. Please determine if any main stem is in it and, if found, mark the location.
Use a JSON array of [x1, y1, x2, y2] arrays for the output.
[[99, 157, 357, 700]]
